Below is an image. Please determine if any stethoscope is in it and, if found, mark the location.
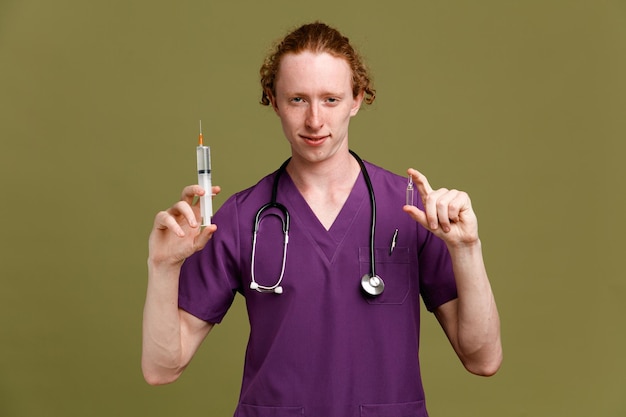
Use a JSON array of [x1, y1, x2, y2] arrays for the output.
[[250, 150, 385, 297]]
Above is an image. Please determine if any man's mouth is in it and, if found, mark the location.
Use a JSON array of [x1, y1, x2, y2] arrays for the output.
[[302, 135, 328, 142]]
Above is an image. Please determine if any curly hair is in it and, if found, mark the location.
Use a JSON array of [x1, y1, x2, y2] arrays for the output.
[[259, 22, 376, 106]]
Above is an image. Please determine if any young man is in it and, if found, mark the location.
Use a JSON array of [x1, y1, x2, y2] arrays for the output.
[[143, 22, 502, 417]]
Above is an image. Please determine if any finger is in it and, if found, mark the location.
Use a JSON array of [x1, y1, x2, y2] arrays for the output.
[[402, 205, 430, 230], [450, 191, 474, 230], [193, 185, 223, 208], [434, 189, 459, 232], [181, 185, 205, 204], [194, 224, 218, 251], [154, 210, 186, 237], [169, 200, 199, 229], [416, 185, 449, 230], [184, 184, 222, 205], [444, 190, 467, 223], [408, 168, 437, 228], [408, 168, 433, 196]]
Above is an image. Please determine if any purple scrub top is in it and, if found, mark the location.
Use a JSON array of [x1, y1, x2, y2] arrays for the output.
[[179, 161, 457, 417]]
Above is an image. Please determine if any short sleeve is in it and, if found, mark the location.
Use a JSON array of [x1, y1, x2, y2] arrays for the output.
[[178, 196, 243, 323], [418, 229, 458, 312]]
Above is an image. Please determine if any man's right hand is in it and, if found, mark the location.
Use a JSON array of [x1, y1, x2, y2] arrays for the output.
[[148, 184, 221, 267]]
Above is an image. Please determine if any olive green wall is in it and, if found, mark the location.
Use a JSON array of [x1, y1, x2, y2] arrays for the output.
[[1, 1, 625, 416]]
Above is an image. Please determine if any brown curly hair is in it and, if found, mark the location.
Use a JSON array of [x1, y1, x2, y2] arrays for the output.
[[260, 22, 376, 106]]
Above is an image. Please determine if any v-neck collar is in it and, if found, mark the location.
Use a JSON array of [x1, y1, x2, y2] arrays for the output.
[[280, 169, 370, 264]]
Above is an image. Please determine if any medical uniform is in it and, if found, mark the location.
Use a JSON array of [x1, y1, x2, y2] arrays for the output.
[[179, 160, 457, 417]]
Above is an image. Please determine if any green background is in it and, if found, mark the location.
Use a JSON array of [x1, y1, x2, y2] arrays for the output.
[[1, 0, 625, 416]]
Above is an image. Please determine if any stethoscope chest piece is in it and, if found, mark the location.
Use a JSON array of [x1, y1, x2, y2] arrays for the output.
[[361, 274, 385, 296]]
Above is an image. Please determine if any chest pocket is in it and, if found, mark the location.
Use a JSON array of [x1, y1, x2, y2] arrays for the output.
[[359, 247, 411, 304]]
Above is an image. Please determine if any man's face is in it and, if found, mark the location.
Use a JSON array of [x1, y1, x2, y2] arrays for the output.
[[272, 51, 364, 165]]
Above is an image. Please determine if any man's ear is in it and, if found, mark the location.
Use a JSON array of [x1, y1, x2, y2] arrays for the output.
[[350, 90, 365, 116], [268, 92, 279, 113]]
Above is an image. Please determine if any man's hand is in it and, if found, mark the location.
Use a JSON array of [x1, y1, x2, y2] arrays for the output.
[[148, 185, 220, 267], [403, 168, 478, 248]]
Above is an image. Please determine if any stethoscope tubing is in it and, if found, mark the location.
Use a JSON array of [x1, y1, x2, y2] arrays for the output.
[[249, 150, 382, 296], [350, 150, 377, 279], [250, 203, 290, 294]]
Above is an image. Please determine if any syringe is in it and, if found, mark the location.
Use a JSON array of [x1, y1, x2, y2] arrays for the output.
[[196, 120, 213, 226]]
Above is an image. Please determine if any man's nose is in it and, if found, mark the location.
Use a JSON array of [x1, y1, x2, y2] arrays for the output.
[[305, 104, 323, 130]]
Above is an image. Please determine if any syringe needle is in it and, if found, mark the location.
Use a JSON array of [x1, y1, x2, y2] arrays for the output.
[[198, 120, 203, 146]]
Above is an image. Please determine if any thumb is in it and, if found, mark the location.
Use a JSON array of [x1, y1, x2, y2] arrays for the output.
[[193, 224, 218, 252], [402, 205, 431, 231]]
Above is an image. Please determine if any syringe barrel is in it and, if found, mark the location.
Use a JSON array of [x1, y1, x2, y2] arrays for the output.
[[196, 145, 213, 226], [197, 145, 211, 172]]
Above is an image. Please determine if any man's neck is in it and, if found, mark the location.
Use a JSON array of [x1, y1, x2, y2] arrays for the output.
[[286, 150, 361, 230]]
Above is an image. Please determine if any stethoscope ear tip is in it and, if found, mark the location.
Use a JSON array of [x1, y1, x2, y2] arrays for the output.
[[249, 281, 284, 294]]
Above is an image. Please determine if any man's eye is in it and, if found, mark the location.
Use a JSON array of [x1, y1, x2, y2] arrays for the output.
[[326, 97, 338, 103], [291, 97, 303, 103]]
